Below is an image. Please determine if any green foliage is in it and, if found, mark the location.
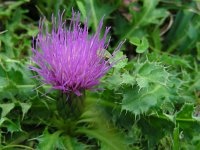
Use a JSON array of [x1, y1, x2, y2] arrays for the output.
[[164, 1, 200, 53], [37, 129, 65, 150], [1, 0, 200, 149], [76, 0, 118, 31], [130, 37, 149, 53]]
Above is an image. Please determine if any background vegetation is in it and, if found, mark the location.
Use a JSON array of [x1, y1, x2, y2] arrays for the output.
[[0, 0, 200, 149]]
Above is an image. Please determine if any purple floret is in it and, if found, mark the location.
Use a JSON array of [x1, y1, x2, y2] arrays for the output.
[[30, 10, 124, 96]]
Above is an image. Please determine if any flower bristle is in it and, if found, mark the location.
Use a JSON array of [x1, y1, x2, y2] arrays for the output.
[[30, 10, 124, 96]]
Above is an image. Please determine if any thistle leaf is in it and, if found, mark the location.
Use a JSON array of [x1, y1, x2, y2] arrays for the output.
[[0, 103, 15, 118]]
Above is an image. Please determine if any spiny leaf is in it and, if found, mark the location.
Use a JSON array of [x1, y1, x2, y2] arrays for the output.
[[77, 128, 127, 150], [173, 103, 200, 140], [19, 102, 32, 119], [122, 86, 157, 115], [61, 136, 86, 150], [136, 77, 148, 90], [77, 103, 127, 150], [121, 72, 135, 85], [135, 61, 169, 90], [0, 103, 15, 117], [104, 70, 135, 90], [104, 70, 122, 90], [176, 103, 194, 120], [37, 129, 63, 150], [0, 117, 22, 133], [110, 52, 128, 69]]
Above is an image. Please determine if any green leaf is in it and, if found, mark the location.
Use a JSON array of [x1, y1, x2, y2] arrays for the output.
[[176, 103, 194, 120], [135, 61, 169, 90], [174, 103, 200, 140], [110, 52, 128, 69], [77, 128, 127, 150], [136, 77, 148, 90], [61, 136, 86, 150], [137, 0, 168, 26], [138, 114, 174, 148], [118, 0, 169, 41], [77, 105, 127, 150], [173, 126, 180, 150], [6, 118, 22, 133], [76, 0, 87, 19], [129, 37, 140, 45], [122, 86, 157, 115], [196, 42, 200, 61], [0, 81, 19, 100], [104, 70, 122, 90], [0, 103, 15, 117], [19, 102, 32, 119], [37, 129, 63, 150], [83, 0, 117, 31], [0, 77, 8, 87], [104, 70, 135, 90], [122, 59, 172, 115], [130, 37, 149, 53], [0, 117, 22, 133], [136, 37, 149, 53], [121, 72, 135, 85]]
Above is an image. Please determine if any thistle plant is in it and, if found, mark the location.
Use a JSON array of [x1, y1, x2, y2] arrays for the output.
[[30, 10, 124, 118]]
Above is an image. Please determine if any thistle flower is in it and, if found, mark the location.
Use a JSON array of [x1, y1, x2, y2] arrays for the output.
[[30, 10, 124, 96]]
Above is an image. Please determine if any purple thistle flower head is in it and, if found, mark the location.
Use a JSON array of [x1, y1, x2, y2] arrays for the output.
[[30, 10, 124, 96]]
